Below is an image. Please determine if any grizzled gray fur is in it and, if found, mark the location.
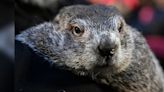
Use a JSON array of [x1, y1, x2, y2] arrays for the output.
[[16, 5, 164, 92]]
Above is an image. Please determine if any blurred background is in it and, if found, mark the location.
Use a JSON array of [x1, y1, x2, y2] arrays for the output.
[[0, 0, 14, 92], [0, 0, 163, 92]]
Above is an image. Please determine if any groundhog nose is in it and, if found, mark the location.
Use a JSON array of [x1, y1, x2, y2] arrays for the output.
[[98, 36, 116, 57]]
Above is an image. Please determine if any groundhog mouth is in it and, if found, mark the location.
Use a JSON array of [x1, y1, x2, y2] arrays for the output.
[[94, 55, 112, 68], [102, 56, 112, 66]]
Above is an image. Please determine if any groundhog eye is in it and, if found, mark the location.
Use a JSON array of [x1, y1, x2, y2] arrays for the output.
[[72, 26, 84, 36]]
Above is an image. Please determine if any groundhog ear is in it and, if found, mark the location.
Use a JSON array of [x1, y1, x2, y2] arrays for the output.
[[16, 22, 55, 49], [113, 16, 126, 33]]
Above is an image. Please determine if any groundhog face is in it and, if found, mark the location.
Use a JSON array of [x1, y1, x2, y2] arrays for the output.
[[16, 5, 133, 76]]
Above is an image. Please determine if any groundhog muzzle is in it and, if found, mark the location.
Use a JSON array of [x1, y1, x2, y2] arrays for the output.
[[16, 5, 164, 92]]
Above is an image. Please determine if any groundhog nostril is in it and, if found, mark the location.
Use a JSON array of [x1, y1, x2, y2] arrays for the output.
[[98, 45, 115, 57], [98, 36, 116, 57]]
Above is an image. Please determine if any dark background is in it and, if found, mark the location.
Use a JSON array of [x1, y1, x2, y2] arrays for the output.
[[0, 0, 13, 92]]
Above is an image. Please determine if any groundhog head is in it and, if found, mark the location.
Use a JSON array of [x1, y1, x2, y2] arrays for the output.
[[16, 5, 134, 77]]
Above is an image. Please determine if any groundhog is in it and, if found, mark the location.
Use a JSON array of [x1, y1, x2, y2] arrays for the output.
[[16, 5, 164, 92]]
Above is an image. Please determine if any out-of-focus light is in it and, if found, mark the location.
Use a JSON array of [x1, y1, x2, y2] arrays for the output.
[[0, 23, 14, 60], [88, 0, 116, 5], [146, 36, 164, 59], [123, 0, 139, 11], [138, 6, 154, 25]]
